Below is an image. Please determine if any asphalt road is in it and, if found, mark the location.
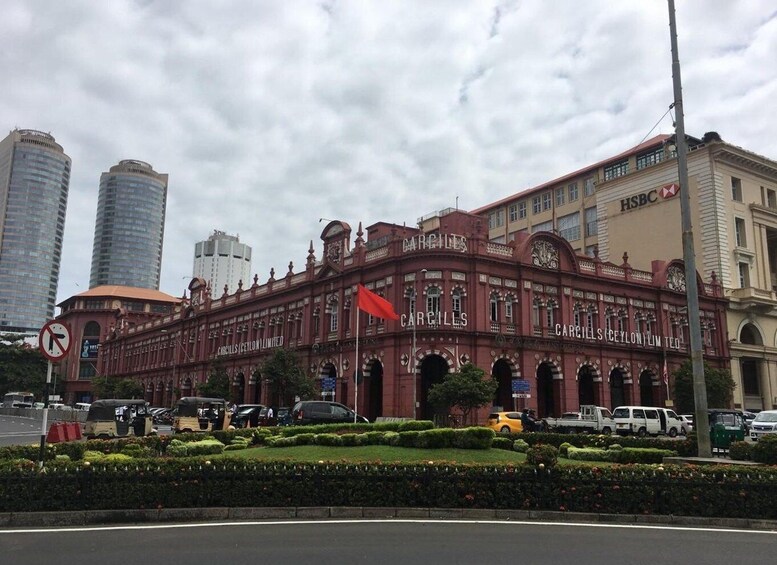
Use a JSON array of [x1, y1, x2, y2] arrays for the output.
[[2, 520, 774, 565], [0, 415, 42, 447]]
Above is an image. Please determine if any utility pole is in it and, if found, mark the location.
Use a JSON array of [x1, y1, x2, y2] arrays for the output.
[[668, 0, 711, 457]]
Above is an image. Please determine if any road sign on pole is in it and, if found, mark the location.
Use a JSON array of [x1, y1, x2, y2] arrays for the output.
[[38, 320, 72, 361]]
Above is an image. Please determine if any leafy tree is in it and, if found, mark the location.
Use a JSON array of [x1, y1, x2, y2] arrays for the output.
[[427, 363, 498, 425], [260, 348, 316, 407], [0, 343, 48, 398], [91, 375, 144, 399], [197, 359, 231, 399], [672, 360, 736, 414]]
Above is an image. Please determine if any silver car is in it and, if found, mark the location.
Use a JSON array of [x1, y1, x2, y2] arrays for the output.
[[749, 410, 777, 441]]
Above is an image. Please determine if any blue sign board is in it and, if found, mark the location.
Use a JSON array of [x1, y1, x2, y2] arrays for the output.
[[512, 379, 530, 393], [322, 377, 336, 392]]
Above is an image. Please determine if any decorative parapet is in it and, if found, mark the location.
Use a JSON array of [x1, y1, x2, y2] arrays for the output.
[[601, 264, 625, 277], [365, 246, 389, 261], [630, 270, 653, 283], [486, 242, 513, 258], [579, 260, 596, 273], [291, 273, 307, 285]]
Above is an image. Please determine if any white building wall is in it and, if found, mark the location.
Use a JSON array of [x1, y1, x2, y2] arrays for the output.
[[193, 232, 252, 296]]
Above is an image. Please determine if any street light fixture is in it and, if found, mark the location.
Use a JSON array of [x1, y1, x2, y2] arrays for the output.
[[161, 329, 190, 405]]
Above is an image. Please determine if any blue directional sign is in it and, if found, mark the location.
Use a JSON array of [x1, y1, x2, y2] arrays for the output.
[[322, 377, 336, 392], [512, 379, 530, 393]]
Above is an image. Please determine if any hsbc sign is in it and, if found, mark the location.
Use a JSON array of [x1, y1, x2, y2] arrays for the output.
[[620, 183, 679, 212]]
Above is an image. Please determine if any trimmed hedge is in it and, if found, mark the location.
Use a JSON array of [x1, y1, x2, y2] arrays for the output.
[[4, 459, 775, 518], [752, 434, 777, 464]]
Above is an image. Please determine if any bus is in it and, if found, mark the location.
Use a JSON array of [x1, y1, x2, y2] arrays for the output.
[[2, 392, 35, 408]]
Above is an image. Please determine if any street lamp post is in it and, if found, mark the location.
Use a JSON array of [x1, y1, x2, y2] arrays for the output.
[[161, 329, 189, 406], [411, 269, 426, 420]]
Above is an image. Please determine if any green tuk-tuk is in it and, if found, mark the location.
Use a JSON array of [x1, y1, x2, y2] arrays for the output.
[[708, 409, 746, 450], [84, 399, 155, 439], [173, 397, 232, 433]]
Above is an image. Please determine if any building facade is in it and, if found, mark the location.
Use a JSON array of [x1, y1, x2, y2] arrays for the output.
[[0, 129, 71, 333], [193, 230, 252, 296], [85, 211, 728, 422], [474, 132, 777, 412], [55, 285, 180, 404], [90, 160, 168, 290]]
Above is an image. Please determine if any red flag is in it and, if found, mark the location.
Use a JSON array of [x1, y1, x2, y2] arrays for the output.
[[663, 360, 669, 386], [356, 284, 399, 320]]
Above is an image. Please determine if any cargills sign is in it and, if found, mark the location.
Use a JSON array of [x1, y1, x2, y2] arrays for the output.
[[216, 336, 284, 357], [402, 233, 467, 253], [400, 311, 468, 327], [554, 324, 681, 350]]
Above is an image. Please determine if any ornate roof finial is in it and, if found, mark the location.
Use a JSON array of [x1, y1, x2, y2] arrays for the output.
[[622, 252, 630, 267], [222, 284, 229, 297], [287, 261, 294, 276], [307, 240, 316, 267], [252, 273, 259, 287], [269, 267, 275, 282], [237, 279, 243, 291], [710, 270, 718, 283], [355, 221, 364, 246]]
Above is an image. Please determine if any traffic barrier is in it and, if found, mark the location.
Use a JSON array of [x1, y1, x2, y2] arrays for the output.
[[66, 421, 82, 440], [46, 422, 67, 443]]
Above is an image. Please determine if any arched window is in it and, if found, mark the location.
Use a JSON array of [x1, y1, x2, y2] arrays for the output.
[[329, 298, 339, 332], [83, 321, 101, 337], [490, 292, 500, 323], [532, 298, 542, 328], [504, 294, 514, 323], [634, 312, 643, 333], [573, 303, 582, 327], [605, 307, 615, 333], [451, 289, 462, 322], [587, 304, 597, 332], [426, 286, 441, 317], [618, 309, 628, 332], [546, 299, 556, 328]]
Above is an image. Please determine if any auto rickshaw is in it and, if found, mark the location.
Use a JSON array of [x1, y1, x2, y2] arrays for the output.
[[83, 399, 155, 439], [708, 409, 746, 451], [173, 397, 232, 433]]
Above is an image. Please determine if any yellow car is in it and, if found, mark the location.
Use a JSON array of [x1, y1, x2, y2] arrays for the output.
[[487, 411, 524, 434]]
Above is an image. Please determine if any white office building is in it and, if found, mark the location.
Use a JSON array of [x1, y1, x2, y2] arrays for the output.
[[193, 231, 252, 296]]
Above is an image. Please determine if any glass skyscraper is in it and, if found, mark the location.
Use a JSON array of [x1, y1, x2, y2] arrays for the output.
[[0, 129, 71, 333], [89, 160, 168, 290]]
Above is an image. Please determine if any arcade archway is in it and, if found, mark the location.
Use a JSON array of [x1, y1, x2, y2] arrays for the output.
[[609, 368, 626, 409], [536, 362, 557, 418], [419, 354, 449, 421], [577, 365, 598, 407], [492, 358, 516, 411], [639, 370, 655, 406], [364, 360, 384, 422]]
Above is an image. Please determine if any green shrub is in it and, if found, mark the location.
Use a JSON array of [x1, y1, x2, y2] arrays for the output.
[[492, 437, 514, 451], [314, 434, 343, 447], [728, 441, 751, 461], [752, 434, 777, 464], [121, 444, 152, 458], [294, 433, 316, 446], [54, 454, 71, 462], [224, 443, 247, 451], [363, 431, 385, 445], [397, 420, 435, 432], [452, 427, 494, 450], [265, 436, 297, 448], [166, 444, 189, 457], [105, 453, 134, 463], [513, 439, 529, 453], [526, 444, 558, 468], [383, 432, 400, 446], [613, 447, 677, 464], [397, 431, 420, 448], [414, 428, 455, 449], [83, 450, 107, 462], [567, 446, 611, 462], [558, 442, 572, 457], [340, 434, 359, 447], [252, 428, 274, 445], [608, 444, 623, 451], [185, 439, 225, 457]]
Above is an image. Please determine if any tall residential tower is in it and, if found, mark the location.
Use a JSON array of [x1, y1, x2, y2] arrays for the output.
[[193, 230, 252, 295], [90, 160, 168, 290], [0, 129, 71, 333]]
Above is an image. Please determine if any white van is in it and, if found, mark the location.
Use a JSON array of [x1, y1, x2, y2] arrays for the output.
[[612, 406, 683, 437]]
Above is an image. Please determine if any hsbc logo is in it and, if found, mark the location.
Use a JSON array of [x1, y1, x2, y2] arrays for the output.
[[620, 183, 679, 212]]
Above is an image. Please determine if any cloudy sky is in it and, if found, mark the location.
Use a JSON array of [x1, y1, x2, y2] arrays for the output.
[[3, 0, 776, 306]]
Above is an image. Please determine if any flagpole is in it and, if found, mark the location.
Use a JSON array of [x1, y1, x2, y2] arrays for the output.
[[354, 304, 360, 424]]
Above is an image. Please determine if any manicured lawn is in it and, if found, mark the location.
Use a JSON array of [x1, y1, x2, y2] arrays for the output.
[[218, 445, 527, 464], [216, 445, 618, 467]]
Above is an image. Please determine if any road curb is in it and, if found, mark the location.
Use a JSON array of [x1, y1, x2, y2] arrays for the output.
[[1, 507, 776, 530]]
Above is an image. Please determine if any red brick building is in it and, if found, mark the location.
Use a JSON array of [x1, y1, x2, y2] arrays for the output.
[[60, 210, 729, 421]]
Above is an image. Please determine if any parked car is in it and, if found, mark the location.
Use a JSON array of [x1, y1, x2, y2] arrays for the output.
[[291, 401, 368, 425], [275, 407, 292, 426], [486, 411, 523, 434], [231, 404, 266, 428], [151, 408, 173, 425], [678, 414, 694, 434], [738, 410, 756, 433], [749, 410, 777, 441]]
